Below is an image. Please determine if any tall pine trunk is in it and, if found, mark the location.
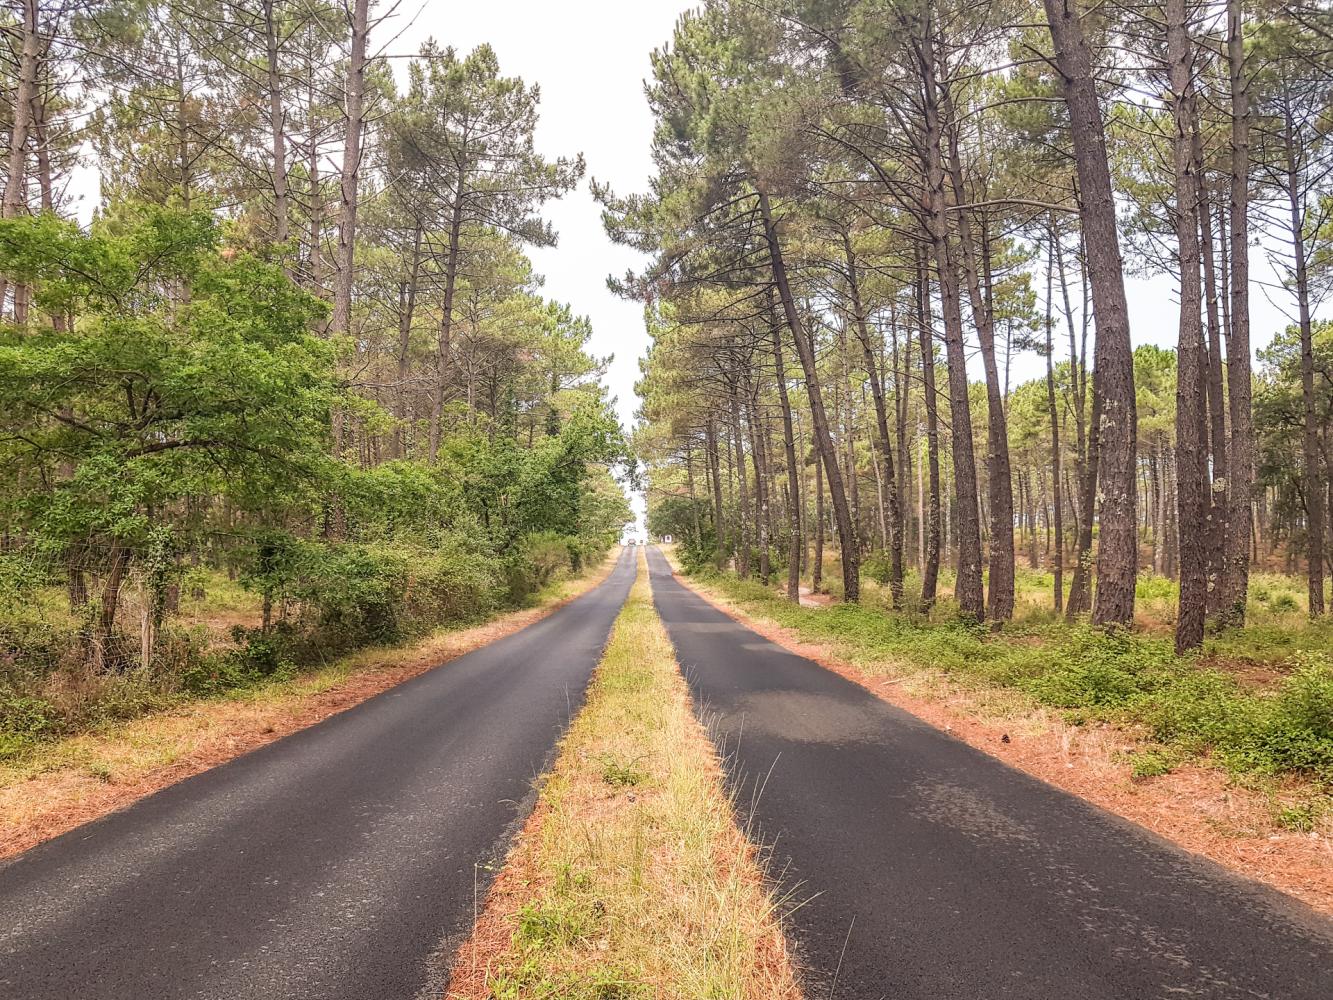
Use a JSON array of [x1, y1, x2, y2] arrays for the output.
[[1283, 102, 1326, 616], [1194, 126, 1230, 615], [1223, 0, 1255, 625], [771, 298, 803, 603], [844, 237, 904, 606], [430, 195, 465, 460], [945, 121, 1015, 621], [1044, 0, 1138, 627], [920, 34, 983, 620], [331, 0, 369, 338], [707, 417, 726, 571], [263, 0, 290, 245], [1168, 0, 1208, 652], [1045, 226, 1064, 612], [916, 251, 942, 610], [758, 189, 859, 601]]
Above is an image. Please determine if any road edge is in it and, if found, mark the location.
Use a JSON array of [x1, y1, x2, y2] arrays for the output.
[[0, 549, 627, 863], [655, 550, 1333, 918]]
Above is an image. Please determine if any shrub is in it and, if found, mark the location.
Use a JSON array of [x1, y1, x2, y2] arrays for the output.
[[404, 540, 503, 627], [1227, 658, 1333, 779], [505, 532, 581, 604], [1130, 748, 1176, 779], [862, 550, 893, 586], [0, 693, 59, 742]]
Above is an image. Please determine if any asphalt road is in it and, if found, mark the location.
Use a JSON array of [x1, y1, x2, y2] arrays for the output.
[[0, 546, 637, 1000], [646, 547, 1333, 1000]]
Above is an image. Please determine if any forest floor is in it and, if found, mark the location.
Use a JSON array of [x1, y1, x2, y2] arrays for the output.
[[662, 550, 1333, 917], [0, 553, 620, 862], [447, 552, 798, 999]]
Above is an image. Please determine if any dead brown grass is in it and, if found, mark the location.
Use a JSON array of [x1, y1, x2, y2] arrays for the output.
[[670, 566, 1333, 918], [0, 553, 620, 861]]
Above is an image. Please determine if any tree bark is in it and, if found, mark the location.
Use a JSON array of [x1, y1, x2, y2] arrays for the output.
[[814, 450, 825, 594], [91, 544, 132, 673], [306, 52, 326, 298], [1045, 226, 1064, 612], [916, 249, 942, 610], [3, 0, 38, 221], [706, 417, 726, 570], [430, 195, 465, 460], [1223, 0, 1255, 625], [844, 236, 904, 606], [758, 188, 859, 601], [1168, 0, 1208, 652], [1043, 0, 1138, 627], [1283, 101, 1325, 616], [1194, 124, 1229, 615], [1067, 388, 1102, 617], [919, 34, 983, 620], [263, 0, 290, 245], [728, 375, 752, 578], [1, 0, 40, 318], [393, 225, 423, 457], [771, 296, 803, 603], [945, 117, 1015, 621], [330, 0, 369, 338]]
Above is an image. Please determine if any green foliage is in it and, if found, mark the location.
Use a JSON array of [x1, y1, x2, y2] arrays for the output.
[[0, 207, 337, 561], [1129, 748, 1177, 779], [599, 754, 649, 788], [862, 550, 894, 586], [0, 203, 631, 756]]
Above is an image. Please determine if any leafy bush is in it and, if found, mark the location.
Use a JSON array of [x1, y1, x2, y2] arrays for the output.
[[406, 551, 502, 625], [862, 550, 894, 586], [506, 532, 576, 604]]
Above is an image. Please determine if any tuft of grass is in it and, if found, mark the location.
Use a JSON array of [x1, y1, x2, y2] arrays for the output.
[[1128, 747, 1177, 780], [1275, 801, 1320, 833], [454, 556, 798, 1000], [598, 755, 648, 788]]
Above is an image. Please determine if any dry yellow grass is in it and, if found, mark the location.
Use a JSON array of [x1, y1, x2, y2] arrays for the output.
[[448, 551, 800, 1000]]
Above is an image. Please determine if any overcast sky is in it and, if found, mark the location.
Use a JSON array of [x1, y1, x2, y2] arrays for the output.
[[393, 0, 693, 437]]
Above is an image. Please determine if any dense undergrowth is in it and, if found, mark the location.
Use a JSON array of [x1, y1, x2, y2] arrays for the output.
[[693, 566, 1333, 787]]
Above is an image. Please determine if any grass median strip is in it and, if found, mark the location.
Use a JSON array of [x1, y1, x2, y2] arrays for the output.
[[447, 552, 800, 1000]]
